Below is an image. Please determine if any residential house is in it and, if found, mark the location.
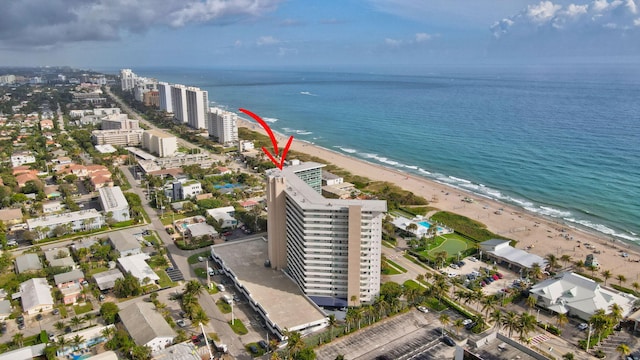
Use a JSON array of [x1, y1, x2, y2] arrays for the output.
[[109, 230, 141, 257], [117, 253, 159, 285], [18, 278, 54, 315], [44, 248, 76, 269], [0, 208, 23, 225], [42, 200, 63, 214], [119, 302, 176, 352], [11, 151, 36, 167], [93, 269, 124, 291], [15, 253, 43, 274], [185, 223, 218, 241], [206, 206, 237, 229], [26, 209, 105, 239], [39, 119, 54, 130], [53, 269, 85, 305], [529, 272, 637, 321]]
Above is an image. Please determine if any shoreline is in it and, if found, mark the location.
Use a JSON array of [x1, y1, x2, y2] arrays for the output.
[[238, 117, 640, 283]]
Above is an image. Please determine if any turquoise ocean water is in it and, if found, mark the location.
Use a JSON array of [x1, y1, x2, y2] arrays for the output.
[[128, 65, 640, 244]]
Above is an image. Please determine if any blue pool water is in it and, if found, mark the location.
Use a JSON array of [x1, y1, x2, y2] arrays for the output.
[[418, 221, 432, 229]]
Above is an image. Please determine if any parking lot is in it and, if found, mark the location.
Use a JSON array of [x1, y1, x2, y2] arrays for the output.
[[316, 309, 456, 360], [443, 257, 520, 296]]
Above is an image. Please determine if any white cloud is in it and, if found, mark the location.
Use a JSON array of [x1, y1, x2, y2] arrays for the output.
[[635, 17, 640, 25], [526, 1, 562, 23], [257, 35, 280, 46], [0, 0, 282, 48], [415, 33, 432, 42], [565, 4, 588, 17], [385, 38, 403, 46]]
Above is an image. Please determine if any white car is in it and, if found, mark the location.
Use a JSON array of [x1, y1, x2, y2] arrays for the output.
[[578, 323, 589, 331], [417, 306, 429, 313], [462, 319, 473, 326], [450, 264, 459, 269]]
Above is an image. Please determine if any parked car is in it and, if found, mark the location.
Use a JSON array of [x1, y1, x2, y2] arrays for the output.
[[578, 323, 589, 331], [492, 274, 499, 280], [248, 345, 258, 354], [496, 272, 504, 279], [198, 256, 205, 262], [52, 308, 60, 315], [417, 306, 429, 313], [462, 319, 473, 326], [258, 340, 269, 350], [465, 321, 477, 330], [442, 336, 455, 347]]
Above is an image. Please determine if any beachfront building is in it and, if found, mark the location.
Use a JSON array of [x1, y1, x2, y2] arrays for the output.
[[479, 239, 547, 273], [208, 107, 238, 146], [170, 84, 188, 123], [101, 114, 140, 130], [142, 129, 177, 158], [529, 272, 637, 321], [120, 69, 136, 91], [158, 82, 173, 113], [26, 209, 105, 240], [98, 186, 130, 222], [119, 302, 176, 352], [266, 161, 387, 306], [391, 215, 453, 238], [185, 87, 209, 130]]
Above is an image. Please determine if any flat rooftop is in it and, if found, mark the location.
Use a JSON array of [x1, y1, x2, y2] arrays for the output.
[[212, 238, 326, 331]]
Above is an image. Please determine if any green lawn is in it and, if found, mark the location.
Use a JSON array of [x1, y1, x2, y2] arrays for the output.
[[216, 299, 231, 313], [194, 267, 208, 279], [85, 265, 109, 277], [188, 251, 211, 264], [73, 302, 93, 315], [386, 259, 407, 273], [382, 265, 402, 275], [421, 233, 475, 258], [155, 269, 176, 288], [229, 319, 248, 335]]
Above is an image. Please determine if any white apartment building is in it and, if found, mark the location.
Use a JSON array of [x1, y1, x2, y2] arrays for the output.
[[93, 108, 121, 116], [266, 162, 387, 306], [158, 82, 173, 113], [0, 75, 16, 84], [134, 79, 158, 102], [170, 180, 203, 201], [101, 114, 139, 130], [120, 69, 136, 91], [91, 129, 144, 146], [171, 84, 188, 123], [11, 151, 37, 167], [208, 107, 238, 146], [142, 129, 177, 158], [26, 209, 105, 239], [186, 87, 209, 130], [98, 186, 130, 222]]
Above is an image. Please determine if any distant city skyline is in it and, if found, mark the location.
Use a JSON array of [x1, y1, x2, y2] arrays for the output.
[[1, 0, 639, 69]]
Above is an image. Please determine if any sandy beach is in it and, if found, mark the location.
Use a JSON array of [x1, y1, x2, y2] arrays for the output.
[[239, 119, 640, 284]]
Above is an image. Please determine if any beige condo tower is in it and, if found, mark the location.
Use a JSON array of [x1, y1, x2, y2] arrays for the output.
[[266, 162, 387, 306]]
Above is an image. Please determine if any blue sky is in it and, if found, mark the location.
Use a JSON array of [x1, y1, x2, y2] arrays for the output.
[[0, 0, 639, 69]]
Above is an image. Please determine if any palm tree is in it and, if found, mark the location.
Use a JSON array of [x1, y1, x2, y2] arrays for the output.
[[502, 311, 519, 338], [490, 309, 504, 333], [602, 270, 612, 285], [632, 282, 640, 294], [284, 330, 304, 358], [102, 326, 116, 340], [185, 279, 204, 297], [616, 274, 627, 286], [545, 254, 560, 270], [560, 254, 572, 268], [191, 309, 209, 327], [57, 336, 69, 353], [481, 295, 497, 317], [518, 312, 537, 340], [70, 316, 84, 331], [72, 335, 85, 352], [54, 321, 66, 335], [327, 314, 337, 341], [525, 295, 537, 314], [529, 263, 543, 280], [609, 303, 623, 326], [452, 319, 464, 336], [616, 343, 631, 359], [12, 332, 24, 347], [556, 313, 569, 328], [438, 313, 450, 336]]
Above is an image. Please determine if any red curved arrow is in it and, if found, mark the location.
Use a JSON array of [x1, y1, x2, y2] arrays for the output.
[[239, 108, 294, 170]]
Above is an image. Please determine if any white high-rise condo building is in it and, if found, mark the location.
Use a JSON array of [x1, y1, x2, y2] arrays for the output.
[[208, 107, 238, 146], [158, 82, 173, 113], [120, 69, 136, 91], [170, 84, 188, 123], [266, 162, 387, 307], [142, 129, 177, 158], [186, 87, 209, 130]]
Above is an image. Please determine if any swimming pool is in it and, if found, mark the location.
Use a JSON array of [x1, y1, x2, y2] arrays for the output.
[[418, 221, 432, 229]]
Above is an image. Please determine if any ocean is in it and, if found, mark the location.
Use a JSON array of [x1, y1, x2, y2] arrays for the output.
[[129, 65, 640, 244]]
